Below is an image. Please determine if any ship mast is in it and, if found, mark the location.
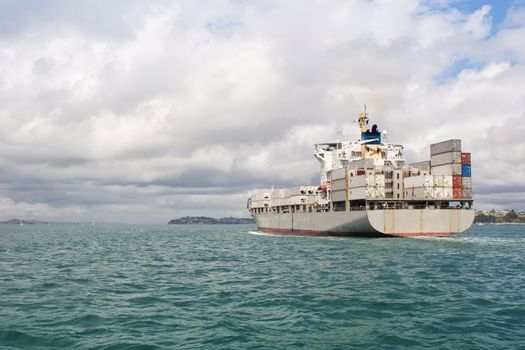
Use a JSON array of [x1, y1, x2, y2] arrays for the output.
[[357, 105, 368, 133]]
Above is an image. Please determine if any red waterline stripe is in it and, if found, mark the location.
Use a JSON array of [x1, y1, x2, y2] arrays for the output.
[[258, 227, 456, 238]]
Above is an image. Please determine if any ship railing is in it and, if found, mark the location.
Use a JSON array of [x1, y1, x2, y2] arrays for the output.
[[348, 206, 367, 211]]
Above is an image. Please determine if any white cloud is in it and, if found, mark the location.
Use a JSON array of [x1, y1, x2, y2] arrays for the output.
[[464, 5, 493, 38]]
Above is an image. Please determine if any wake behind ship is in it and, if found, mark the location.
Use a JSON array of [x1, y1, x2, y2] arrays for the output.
[[246, 107, 474, 237]]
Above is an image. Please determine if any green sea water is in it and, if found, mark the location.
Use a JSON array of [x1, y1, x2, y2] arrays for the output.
[[0, 224, 523, 349]]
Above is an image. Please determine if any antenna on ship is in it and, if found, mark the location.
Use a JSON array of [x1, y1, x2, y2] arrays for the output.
[[357, 104, 369, 133]]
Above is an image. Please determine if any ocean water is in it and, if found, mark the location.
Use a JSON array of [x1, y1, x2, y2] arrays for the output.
[[0, 224, 524, 350]]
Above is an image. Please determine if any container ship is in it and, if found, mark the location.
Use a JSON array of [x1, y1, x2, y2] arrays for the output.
[[246, 107, 474, 237]]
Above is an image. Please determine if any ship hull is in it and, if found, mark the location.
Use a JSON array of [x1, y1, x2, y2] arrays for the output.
[[252, 209, 475, 237]]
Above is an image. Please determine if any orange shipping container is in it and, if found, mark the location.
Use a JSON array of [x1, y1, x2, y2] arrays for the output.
[[453, 187, 463, 199]]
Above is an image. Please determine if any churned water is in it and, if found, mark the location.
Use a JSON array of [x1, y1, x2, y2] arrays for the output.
[[0, 224, 524, 349]]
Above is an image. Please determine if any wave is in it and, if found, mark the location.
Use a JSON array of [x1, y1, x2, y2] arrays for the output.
[[410, 235, 524, 245]]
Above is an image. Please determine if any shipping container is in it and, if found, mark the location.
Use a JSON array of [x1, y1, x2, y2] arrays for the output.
[[331, 190, 347, 202], [462, 164, 472, 177], [331, 179, 346, 191], [453, 187, 463, 199], [432, 187, 450, 200], [462, 177, 472, 188], [349, 174, 385, 188], [462, 188, 473, 199], [409, 161, 431, 171], [431, 163, 462, 176], [405, 187, 432, 200], [432, 175, 453, 187], [430, 151, 462, 166], [331, 167, 346, 180], [443, 187, 453, 199], [349, 158, 374, 170], [430, 139, 462, 155], [404, 175, 434, 188], [452, 175, 462, 187], [461, 152, 471, 164], [349, 187, 368, 200], [349, 175, 366, 188]]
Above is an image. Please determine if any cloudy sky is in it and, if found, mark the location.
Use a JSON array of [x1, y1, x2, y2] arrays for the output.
[[0, 0, 524, 223]]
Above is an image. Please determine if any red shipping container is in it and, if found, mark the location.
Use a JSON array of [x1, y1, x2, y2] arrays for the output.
[[452, 175, 462, 187], [461, 152, 471, 164], [453, 187, 463, 199]]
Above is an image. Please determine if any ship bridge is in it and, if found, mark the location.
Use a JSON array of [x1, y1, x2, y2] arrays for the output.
[[314, 107, 404, 184]]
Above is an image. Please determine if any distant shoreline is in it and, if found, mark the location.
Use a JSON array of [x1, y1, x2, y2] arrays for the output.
[[475, 222, 525, 225]]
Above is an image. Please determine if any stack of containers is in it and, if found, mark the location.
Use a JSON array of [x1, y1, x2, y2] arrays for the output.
[[403, 175, 434, 200], [432, 175, 453, 199], [461, 152, 472, 198], [430, 140, 462, 199], [348, 172, 386, 200]]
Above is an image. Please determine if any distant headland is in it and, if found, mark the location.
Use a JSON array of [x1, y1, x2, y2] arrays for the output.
[[168, 216, 255, 225], [475, 210, 525, 224], [1, 219, 48, 225]]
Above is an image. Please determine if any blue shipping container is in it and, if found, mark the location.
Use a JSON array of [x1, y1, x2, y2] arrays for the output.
[[462, 164, 471, 177]]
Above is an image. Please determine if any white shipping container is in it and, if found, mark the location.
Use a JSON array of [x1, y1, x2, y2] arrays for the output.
[[462, 188, 473, 199], [405, 187, 432, 200], [430, 139, 462, 155], [409, 161, 431, 171], [349, 174, 385, 188], [432, 187, 453, 199], [462, 177, 472, 188], [349, 175, 367, 188], [331, 179, 346, 191], [331, 190, 347, 202], [331, 167, 346, 180], [430, 151, 462, 166], [349, 159, 374, 169], [404, 175, 434, 188], [433, 175, 453, 187], [349, 187, 368, 200], [431, 163, 462, 176]]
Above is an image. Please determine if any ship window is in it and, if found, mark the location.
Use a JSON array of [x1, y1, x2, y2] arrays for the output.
[[396, 173, 400, 180]]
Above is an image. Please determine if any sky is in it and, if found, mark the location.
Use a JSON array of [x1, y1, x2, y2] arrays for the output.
[[0, 0, 524, 223]]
